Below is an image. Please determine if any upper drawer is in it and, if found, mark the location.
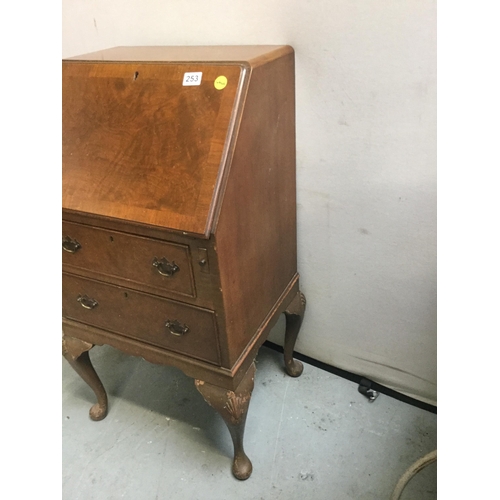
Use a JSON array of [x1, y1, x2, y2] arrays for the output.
[[62, 221, 195, 298]]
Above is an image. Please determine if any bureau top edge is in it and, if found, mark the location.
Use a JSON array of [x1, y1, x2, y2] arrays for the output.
[[63, 45, 294, 67]]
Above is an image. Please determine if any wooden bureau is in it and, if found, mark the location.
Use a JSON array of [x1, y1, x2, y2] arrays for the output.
[[62, 45, 305, 480]]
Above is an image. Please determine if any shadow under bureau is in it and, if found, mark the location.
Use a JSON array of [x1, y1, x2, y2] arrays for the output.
[[62, 45, 305, 480]]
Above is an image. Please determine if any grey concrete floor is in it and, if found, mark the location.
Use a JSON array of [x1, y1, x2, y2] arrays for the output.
[[62, 345, 437, 500]]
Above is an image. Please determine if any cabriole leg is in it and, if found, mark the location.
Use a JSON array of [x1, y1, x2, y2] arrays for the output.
[[62, 335, 108, 421], [283, 290, 306, 377], [195, 362, 256, 480]]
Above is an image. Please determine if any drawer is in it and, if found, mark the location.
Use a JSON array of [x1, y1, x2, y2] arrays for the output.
[[62, 273, 220, 365], [62, 221, 195, 298]]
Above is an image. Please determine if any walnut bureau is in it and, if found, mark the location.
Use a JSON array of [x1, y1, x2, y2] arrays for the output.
[[62, 45, 305, 480]]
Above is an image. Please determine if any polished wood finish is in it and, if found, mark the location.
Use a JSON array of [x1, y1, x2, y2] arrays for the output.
[[195, 362, 256, 480], [63, 63, 241, 236], [67, 45, 294, 65], [214, 48, 297, 366], [63, 273, 221, 364], [284, 291, 307, 377], [62, 336, 107, 421], [63, 221, 195, 298], [62, 46, 304, 480]]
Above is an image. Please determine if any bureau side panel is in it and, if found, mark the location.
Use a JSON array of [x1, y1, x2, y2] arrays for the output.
[[214, 51, 297, 367]]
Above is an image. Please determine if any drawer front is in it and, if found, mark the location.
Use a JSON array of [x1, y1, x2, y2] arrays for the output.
[[62, 221, 195, 298], [62, 273, 220, 365]]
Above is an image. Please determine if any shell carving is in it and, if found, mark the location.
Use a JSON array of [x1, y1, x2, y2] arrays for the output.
[[224, 392, 250, 424]]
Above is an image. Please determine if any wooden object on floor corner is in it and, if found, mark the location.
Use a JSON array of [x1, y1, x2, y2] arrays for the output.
[[62, 45, 305, 481]]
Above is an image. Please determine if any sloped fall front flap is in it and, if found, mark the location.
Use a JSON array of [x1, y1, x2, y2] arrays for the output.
[[62, 61, 242, 236]]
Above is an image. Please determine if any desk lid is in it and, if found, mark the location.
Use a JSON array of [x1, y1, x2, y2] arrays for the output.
[[63, 46, 292, 237], [63, 62, 247, 236]]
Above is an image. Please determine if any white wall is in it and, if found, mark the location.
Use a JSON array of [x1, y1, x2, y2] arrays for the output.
[[63, 0, 437, 405]]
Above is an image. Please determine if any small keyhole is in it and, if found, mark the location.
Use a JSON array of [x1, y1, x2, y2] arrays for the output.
[[133, 71, 139, 81], [124, 292, 128, 298], [109, 236, 114, 242]]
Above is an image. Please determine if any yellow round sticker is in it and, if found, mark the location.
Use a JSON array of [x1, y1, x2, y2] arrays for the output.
[[214, 76, 228, 90]]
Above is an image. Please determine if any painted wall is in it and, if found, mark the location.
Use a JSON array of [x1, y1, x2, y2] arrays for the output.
[[63, 0, 437, 405]]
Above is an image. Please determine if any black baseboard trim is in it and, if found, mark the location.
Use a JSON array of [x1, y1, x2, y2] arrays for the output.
[[263, 341, 437, 414]]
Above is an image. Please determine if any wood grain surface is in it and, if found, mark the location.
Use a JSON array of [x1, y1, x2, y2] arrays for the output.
[[63, 273, 221, 364], [62, 220, 195, 298], [63, 62, 241, 235], [214, 50, 297, 366], [62, 45, 302, 384]]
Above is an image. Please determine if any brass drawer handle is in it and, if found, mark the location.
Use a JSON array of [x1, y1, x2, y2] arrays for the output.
[[165, 319, 189, 336], [77, 294, 98, 310], [153, 257, 180, 277], [62, 236, 81, 253]]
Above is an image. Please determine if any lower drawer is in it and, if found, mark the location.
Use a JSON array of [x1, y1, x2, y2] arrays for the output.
[[62, 273, 220, 365]]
